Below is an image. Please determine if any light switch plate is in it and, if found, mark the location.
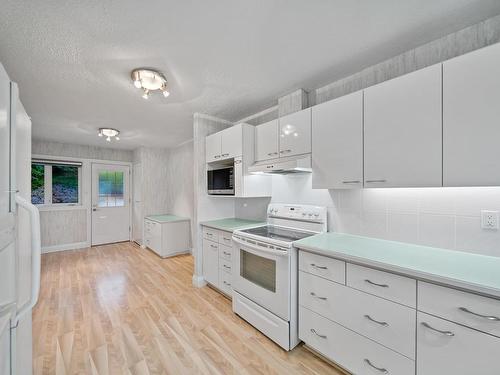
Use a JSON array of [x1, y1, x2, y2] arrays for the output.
[[481, 210, 499, 230]]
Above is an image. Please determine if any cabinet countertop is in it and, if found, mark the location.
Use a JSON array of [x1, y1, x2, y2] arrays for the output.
[[294, 232, 500, 298], [200, 218, 265, 232], [146, 215, 190, 224]]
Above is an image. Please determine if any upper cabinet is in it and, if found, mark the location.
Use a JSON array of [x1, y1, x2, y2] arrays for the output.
[[206, 123, 247, 163], [443, 43, 500, 186], [364, 64, 442, 188], [312, 91, 363, 189], [279, 108, 311, 157], [255, 119, 279, 161]]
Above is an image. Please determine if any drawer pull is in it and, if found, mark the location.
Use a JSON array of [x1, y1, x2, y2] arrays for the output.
[[210, 244, 217, 248], [310, 329, 327, 339], [310, 263, 328, 270], [310, 292, 328, 301], [458, 307, 500, 321], [223, 281, 231, 286], [223, 237, 231, 241], [267, 152, 278, 156], [364, 314, 389, 327], [221, 153, 229, 157], [342, 180, 360, 184], [365, 179, 387, 183], [364, 359, 388, 374], [206, 233, 213, 236], [364, 279, 389, 288], [223, 251, 231, 256], [421, 322, 455, 337], [223, 265, 231, 269]]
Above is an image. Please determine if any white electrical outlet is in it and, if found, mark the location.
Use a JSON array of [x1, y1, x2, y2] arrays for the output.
[[481, 210, 499, 230]]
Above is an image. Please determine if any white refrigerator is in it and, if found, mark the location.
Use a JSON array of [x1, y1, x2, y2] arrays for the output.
[[0, 62, 41, 374]]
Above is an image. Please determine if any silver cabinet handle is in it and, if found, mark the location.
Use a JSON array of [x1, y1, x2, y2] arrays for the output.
[[234, 159, 242, 164], [280, 149, 292, 153], [364, 314, 389, 327], [458, 307, 500, 321], [365, 179, 387, 183], [206, 233, 213, 236], [421, 322, 455, 336], [310, 292, 328, 300], [223, 251, 231, 256], [364, 279, 389, 288], [213, 155, 221, 159], [223, 237, 231, 241], [266, 165, 274, 169], [342, 180, 360, 184], [311, 263, 328, 270], [223, 265, 231, 269], [221, 153, 229, 157], [267, 152, 278, 156], [364, 359, 388, 374], [310, 329, 327, 339], [223, 281, 231, 286], [210, 244, 217, 248]]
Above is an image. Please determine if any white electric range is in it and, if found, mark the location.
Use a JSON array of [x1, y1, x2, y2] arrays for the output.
[[232, 203, 327, 350]]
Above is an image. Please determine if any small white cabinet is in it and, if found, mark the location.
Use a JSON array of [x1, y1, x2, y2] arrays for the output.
[[202, 238, 219, 286], [312, 91, 363, 189], [220, 124, 243, 160], [443, 42, 500, 186], [201, 226, 233, 297], [279, 108, 311, 157], [255, 119, 279, 161], [364, 64, 442, 188], [205, 132, 222, 163], [144, 216, 191, 258], [205, 123, 249, 163]]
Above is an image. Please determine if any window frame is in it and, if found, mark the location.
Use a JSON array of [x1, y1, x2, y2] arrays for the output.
[[31, 161, 82, 207]]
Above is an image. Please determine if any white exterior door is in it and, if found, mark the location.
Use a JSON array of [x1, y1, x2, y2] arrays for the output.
[[91, 163, 130, 246]]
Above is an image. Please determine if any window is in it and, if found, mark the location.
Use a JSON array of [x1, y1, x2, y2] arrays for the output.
[[98, 171, 124, 207], [31, 160, 82, 205]]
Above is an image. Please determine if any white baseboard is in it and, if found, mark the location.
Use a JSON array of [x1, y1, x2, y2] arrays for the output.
[[192, 274, 207, 288], [41, 241, 89, 254]]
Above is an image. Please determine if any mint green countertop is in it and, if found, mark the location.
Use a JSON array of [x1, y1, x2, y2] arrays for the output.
[[146, 214, 190, 223], [200, 218, 265, 232], [294, 232, 500, 298]]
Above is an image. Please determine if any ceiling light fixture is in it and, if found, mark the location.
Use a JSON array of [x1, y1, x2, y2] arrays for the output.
[[98, 128, 120, 142], [131, 68, 170, 99]]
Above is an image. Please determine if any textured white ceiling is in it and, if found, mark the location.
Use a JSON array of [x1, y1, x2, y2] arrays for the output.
[[1, 0, 500, 149]]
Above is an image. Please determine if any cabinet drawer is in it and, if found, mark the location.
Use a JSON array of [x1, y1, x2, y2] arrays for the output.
[[417, 312, 500, 375], [202, 227, 219, 241], [219, 231, 232, 247], [300, 307, 415, 375], [299, 251, 345, 284], [220, 258, 232, 274], [219, 269, 232, 296], [347, 263, 416, 307], [219, 244, 232, 261], [300, 271, 416, 359], [418, 282, 500, 338]]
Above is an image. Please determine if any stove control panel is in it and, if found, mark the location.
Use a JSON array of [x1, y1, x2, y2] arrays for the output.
[[267, 203, 327, 223]]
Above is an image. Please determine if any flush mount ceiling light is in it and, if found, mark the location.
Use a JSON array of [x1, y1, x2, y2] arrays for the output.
[[131, 68, 170, 99], [98, 128, 120, 142]]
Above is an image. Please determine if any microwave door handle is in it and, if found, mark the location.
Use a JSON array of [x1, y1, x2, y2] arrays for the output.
[[232, 236, 288, 257], [12, 194, 41, 328]]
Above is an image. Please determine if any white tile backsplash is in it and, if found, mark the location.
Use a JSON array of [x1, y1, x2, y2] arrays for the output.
[[336, 187, 500, 257]]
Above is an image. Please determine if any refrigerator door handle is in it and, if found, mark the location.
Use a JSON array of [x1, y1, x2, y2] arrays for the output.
[[12, 194, 41, 328]]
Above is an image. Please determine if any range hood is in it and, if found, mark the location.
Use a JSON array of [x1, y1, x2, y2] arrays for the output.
[[248, 154, 312, 175]]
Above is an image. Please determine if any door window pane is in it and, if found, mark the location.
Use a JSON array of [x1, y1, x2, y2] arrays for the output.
[[52, 165, 79, 204], [31, 164, 45, 204], [98, 171, 124, 207], [240, 250, 276, 292]]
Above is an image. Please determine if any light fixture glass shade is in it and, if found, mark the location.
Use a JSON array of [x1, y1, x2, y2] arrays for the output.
[[162, 90, 170, 98], [133, 79, 142, 88], [98, 128, 120, 142], [131, 68, 169, 99]]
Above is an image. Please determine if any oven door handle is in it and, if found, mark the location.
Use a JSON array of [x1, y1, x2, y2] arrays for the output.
[[232, 236, 289, 257]]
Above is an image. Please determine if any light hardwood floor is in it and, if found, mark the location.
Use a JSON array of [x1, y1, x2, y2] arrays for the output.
[[33, 242, 343, 375]]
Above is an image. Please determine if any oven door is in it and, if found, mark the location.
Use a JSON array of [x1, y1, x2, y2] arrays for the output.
[[232, 236, 290, 321]]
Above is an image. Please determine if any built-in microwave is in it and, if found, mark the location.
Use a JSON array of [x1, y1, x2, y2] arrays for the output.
[[207, 166, 234, 195]]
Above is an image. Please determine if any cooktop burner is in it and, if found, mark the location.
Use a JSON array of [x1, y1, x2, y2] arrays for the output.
[[240, 225, 316, 243]]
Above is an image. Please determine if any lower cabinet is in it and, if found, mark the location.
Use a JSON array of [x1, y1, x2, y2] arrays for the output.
[[300, 307, 415, 375], [201, 226, 233, 297], [417, 312, 500, 375]]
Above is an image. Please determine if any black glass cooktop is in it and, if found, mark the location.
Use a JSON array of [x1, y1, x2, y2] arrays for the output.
[[240, 225, 315, 243]]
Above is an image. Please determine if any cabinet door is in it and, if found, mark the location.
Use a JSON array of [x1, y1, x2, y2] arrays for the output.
[[364, 64, 442, 188], [220, 124, 243, 160], [202, 239, 219, 286], [417, 312, 500, 375], [443, 43, 500, 186], [255, 119, 279, 161], [279, 108, 311, 157], [0, 314, 11, 375], [205, 133, 221, 163], [312, 91, 363, 189]]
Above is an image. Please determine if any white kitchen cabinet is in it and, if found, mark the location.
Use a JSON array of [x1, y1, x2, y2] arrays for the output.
[[443, 42, 500, 186], [144, 216, 191, 258], [205, 123, 252, 163], [364, 64, 442, 188], [417, 312, 500, 375], [202, 238, 219, 286], [205, 132, 222, 163], [279, 107, 311, 157], [312, 91, 363, 189], [234, 156, 272, 197], [255, 119, 279, 161]]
